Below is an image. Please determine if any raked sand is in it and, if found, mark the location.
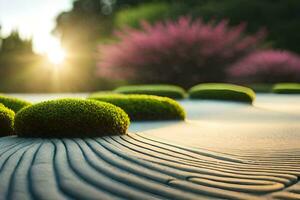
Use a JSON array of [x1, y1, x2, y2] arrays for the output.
[[0, 93, 299, 199]]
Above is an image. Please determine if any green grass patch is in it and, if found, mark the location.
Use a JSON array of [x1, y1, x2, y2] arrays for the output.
[[189, 83, 255, 103], [113, 84, 186, 99], [14, 98, 130, 138], [272, 83, 300, 94], [0, 95, 31, 112], [89, 94, 186, 121], [0, 104, 15, 136]]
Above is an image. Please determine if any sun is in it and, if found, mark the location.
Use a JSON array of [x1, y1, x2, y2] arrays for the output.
[[47, 47, 66, 65]]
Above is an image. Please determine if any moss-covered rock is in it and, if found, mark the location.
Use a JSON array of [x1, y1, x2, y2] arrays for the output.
[[89, 94, 186, 121], [14, 98, 130, 138], [272, 83, 300, 94], [113, 84, 186, 99], [0, 104, 15, 137], [0, 95, 31, 112], [189, 83, 255, 103]]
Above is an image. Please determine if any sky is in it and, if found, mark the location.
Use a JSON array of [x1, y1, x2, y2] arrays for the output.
[[0, 0, 73, 54]]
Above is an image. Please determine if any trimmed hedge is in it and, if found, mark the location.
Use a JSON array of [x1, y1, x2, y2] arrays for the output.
[[113, 84, 186, 99], [0, 104, 15, 136], [14, 98, 130, 138], [189, 83, 255, 103], [272, 83, 300, 94], [0, 95, 31, 112], [89, 94, 186, 121]]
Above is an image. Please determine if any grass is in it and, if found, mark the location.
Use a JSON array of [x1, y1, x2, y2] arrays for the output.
[[188, 83, 256, 103], [272, 83, 300, 94], [0, 95, 31, 112], [14, 98, 130, 138], [113, 84, 186, 99], [0, 104, 15, 136], [89, 94, 186, 121]]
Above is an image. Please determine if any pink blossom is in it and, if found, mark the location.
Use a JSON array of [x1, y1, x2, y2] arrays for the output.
[[97, 17, 265, 86], [228, 50, 300, 83]]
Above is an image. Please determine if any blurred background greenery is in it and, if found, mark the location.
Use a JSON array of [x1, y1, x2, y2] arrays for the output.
[[0, 0, 300, 93]]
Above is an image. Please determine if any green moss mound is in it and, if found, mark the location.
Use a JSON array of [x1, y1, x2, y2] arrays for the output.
[[189, 83, 255, 103], [0, 95, 31, 112], [89, 91, 117, 98], [247, 84, 272, 93], [0, 104, 15, 137], [272, 83, 300, 94], [113, 84, 186, 99], [89, 94, 186, 121], [14, 98, 130, 138]]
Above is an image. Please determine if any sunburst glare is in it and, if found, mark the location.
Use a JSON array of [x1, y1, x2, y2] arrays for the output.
[[47, 45, 66, 65]]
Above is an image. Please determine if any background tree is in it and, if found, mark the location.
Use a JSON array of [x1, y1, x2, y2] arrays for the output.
[[97, 17, 265, 87], [0, 30, 44, 92], [53, 0, 204, 91], [114, 0, 300, 54], [0, 0, 296, 92], [53, 0, 118, 91]]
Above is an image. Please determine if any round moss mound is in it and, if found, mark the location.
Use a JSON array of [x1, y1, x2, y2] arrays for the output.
[[0, 95, 31, 112], [89, 91, 117, 98], [14, 98, 130, 138], [0, 104, 15, 137], [89, 94, 186, 121], [189, 83, 255, 103], [247, 84, 272, 93], [272, 83, 300, 94], [113, 84, 186, 99]]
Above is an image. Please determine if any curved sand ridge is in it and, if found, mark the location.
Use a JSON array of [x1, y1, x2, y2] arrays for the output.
[[0, 134, 299, 200]]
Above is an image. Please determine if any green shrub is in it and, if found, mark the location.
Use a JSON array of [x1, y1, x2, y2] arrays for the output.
[[0, 104, 15, 136], [89, 94, 186, 121], [14, 98, 130, 138], [189, 83, 255, 103], [0, 95, 31, 112], [115, 2, 171, 29], [272, 83, 300, 94], [113, 84, 186, 99]]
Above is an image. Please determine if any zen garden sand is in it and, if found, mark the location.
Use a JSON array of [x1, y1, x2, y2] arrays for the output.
[[1, 88, 299, 199]]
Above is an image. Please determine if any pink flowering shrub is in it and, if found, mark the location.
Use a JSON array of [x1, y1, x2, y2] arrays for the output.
[[97, 17, 265, 87], [228, 50, 300, 83]]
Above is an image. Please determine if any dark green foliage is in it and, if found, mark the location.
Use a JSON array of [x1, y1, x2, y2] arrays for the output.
[[115, 2, 171, 28], [14, 98, 130, 138], [89, 94, 186, 121], [0, 104, 15, 137], [0, 95, 31, 112], [113, 84, 186, 99], [195, 0, 300, 53], [114, 1, 202, 28], [272, 83, 300, 94], [0, 31, 33, 54], [0, 30, 42, 93], [115, 0, 300, 54], [189, 83, 255, 103]]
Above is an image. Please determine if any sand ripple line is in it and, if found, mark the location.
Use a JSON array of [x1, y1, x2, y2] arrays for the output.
[[0, 135, 299, 200]]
